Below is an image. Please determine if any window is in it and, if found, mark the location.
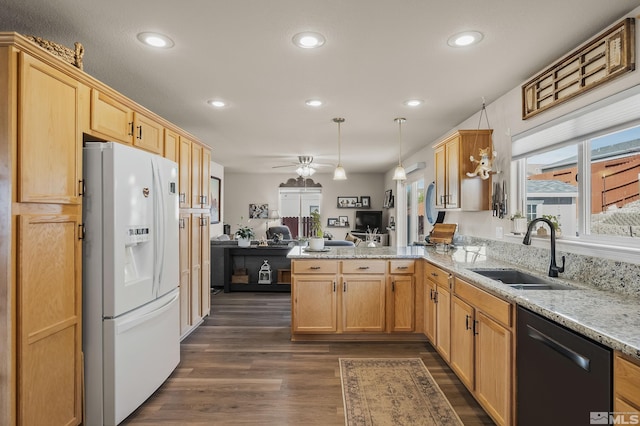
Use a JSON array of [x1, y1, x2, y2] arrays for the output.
[[515, 124, 640, 242], [405, 178, 425, 243]]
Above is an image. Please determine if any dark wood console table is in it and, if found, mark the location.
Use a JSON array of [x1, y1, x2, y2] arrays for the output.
[[211, 244, 292, 293]]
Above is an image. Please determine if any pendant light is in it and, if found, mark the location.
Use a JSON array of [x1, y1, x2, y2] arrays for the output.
[[333, 117, 347, 180], [392, 117, 407, 181]]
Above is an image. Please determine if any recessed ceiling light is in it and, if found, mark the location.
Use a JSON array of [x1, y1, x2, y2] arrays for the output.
[[447, 31, 483, 47], [207, 99, 226, 108], [305, 99, 323, 107], [404, 99, 424, 107], [292, 32, 326, 49], [137, 32, 174, 48]]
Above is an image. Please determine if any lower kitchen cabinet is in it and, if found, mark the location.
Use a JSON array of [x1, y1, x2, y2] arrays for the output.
[[291, 260, 339, 333], [452, 277, 513, 426], [342, 260, 386, 333], [614, 352, 640, 416], [388, 260, 415, 332], [450, 295, 475, 389], [424, 262, 452, 363], [291, 259, 424, 339]]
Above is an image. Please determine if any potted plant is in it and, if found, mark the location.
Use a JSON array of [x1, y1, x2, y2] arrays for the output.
[[510, 212, 527, 235], [235, 222, 255, 247], [541, 214, 562, 237], [309, 210, 325, 250]]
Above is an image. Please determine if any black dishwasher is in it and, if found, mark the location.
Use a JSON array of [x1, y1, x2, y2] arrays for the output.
[[517, 306, 612, 426]]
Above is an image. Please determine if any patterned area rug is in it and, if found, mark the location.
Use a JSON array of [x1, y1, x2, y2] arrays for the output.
[[339, 358, 463, 426]]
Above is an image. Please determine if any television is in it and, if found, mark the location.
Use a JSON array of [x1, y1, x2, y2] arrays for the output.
[[354, 210, 383, 233]]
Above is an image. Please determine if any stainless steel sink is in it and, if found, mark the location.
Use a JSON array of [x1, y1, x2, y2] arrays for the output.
[[469, 268, 575, 290]]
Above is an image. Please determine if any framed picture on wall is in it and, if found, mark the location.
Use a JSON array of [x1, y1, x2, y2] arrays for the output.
[[337, 196, 358, 208], [210, 176, 221, 224], [249, 203, 269, 218], [360, 196, 371, 208], [339, 215, 349, 226]]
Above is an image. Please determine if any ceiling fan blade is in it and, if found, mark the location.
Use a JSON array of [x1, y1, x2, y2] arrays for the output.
[[272, 163, 297, 169]]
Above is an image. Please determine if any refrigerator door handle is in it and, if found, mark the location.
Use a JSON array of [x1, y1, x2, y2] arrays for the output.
[[152, 159, 165, 297], [115, 291, 179, 334]]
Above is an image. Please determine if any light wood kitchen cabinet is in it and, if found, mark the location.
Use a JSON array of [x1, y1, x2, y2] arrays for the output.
[[435, 281, 451, 362], [90, 89, 164, 155], [191, 142, 203, 208], [17, 214, 83, 426], [614, 352, 640, 415], [453, 277, 513, 426], [132, 111, 163, 155], [1, 44, 84, 426], [179, 213, 192, 337], [1, 34, 213, 425], [342, 260, 386, 333], [90, 88, 133, 143], [178, 136, 192, 208], [450, 295, 475, 390], [164, 128, 179, 162], [202, 147, 211, 208], [424, 278, 437, 342], [433, 129, 493, 210], [19, 52, 83, 205], [388, 260, 415, 332], [200, 214, 211, 318], [291, 260, 339, 333], [424, 262, 452, 362], [190, 213, 211, 324]]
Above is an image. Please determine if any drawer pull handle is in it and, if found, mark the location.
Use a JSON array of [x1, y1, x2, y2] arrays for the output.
[[431, 272, 438, 277], [358, 266, 369, 270], [309, 266, 321, 270], [397, 266, 408, 270]]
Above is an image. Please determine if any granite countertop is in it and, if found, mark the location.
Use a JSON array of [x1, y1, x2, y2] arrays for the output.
[[287, 245, 640, 360]]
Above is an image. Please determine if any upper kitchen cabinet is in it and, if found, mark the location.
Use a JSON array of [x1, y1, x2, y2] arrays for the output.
[[434, 130, 493, 211], [19, 51, 83, 204], [184, 140, 211, 210], [89, 89, 164, 155], [164, 128, 179, 162]]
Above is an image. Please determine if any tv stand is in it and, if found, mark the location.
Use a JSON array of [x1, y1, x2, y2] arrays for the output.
[[350, 231, 389, 246]]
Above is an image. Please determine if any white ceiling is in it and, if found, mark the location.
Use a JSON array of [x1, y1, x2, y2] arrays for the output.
[[1, 0, 639, 174]]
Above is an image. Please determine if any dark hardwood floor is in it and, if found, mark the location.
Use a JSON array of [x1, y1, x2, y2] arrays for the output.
[[123, 291, 495, 425]]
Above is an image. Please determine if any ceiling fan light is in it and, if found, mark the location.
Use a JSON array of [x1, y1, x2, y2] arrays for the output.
[[333, 165, 347, 180], [393, 164, 407, 181], [296, 165, 315, 177]]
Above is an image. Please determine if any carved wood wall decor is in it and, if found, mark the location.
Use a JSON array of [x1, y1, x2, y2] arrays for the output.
[[522, 18, 635, 120], [279, 177, 322, 187]]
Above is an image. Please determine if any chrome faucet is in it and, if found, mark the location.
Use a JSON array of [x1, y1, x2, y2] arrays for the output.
[[522, 217, 565, 277]]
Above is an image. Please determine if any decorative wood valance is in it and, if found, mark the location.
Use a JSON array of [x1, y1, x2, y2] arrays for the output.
[[279, 177, 322, 187], [522, 18, 635, 120]]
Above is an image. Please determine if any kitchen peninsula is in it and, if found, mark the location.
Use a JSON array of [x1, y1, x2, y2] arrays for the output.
[[288, 244, 640, 426]]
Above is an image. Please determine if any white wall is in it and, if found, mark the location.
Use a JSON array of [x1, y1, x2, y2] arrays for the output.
[[383, 6, 640, 244], [225, 172, 384, 239]]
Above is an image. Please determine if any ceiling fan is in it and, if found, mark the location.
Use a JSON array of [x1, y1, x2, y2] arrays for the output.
[[272, 155, 331, 177]]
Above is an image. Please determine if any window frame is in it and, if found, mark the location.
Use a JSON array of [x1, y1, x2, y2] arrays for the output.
[[510, 85, 640, 264]]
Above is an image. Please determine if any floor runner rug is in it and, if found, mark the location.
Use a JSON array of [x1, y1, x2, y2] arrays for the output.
[[339, 358, 463, 426]]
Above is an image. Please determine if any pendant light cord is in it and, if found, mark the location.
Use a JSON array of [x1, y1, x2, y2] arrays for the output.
[[337, 120, 342, 165]]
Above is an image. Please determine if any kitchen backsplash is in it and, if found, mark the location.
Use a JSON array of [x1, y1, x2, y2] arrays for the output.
[[465, 236, 640, 298]]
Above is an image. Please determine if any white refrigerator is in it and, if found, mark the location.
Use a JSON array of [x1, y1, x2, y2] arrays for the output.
[[83, 142, 180, 426]]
